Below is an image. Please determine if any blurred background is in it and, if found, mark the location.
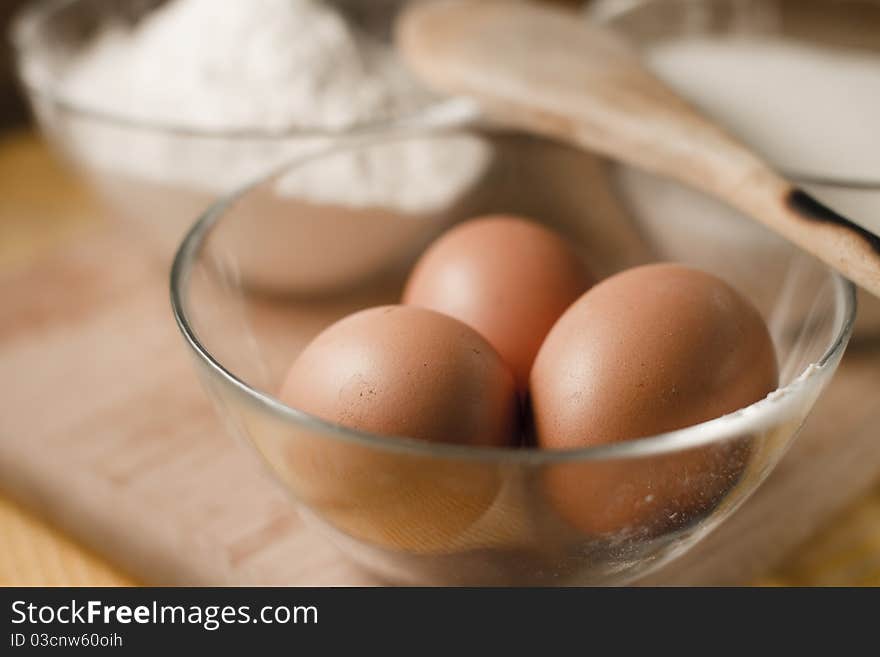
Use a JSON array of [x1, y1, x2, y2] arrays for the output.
[[1, 0, 878, 587], [1, 2, 28, 126]]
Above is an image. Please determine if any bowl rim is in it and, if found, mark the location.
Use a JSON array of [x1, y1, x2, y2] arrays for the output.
[[169, 128, 858, 465], [595, 0, 880, 189], [10, 0, 478, 139]]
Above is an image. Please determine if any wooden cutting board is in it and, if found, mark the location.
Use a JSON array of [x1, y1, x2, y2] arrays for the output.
[[0, 227, 373, 586], [1, 223, 880, 586]]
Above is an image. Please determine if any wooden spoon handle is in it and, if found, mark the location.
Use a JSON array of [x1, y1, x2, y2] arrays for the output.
[[398, 0, 880, 297]]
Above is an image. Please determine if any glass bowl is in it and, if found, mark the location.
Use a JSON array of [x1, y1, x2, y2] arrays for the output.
[[171, 127, 855, 586], [10, 0, 473, 273], [592, 0, 880, 338]]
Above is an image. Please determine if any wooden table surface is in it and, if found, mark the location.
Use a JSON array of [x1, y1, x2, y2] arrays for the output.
[[1, 129, 879, 587]]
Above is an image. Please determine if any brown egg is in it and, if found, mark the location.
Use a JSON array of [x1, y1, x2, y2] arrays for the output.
[[531, 263, 778, 536], [276, 305, 518, 552], [281, 305, 517, 446], [403, 215, 594, 390]]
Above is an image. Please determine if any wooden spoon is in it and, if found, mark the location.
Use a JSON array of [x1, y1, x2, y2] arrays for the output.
[[397, 0, 880, 298]]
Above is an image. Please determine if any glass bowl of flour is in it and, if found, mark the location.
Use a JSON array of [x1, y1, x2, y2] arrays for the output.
[[11, 0, 479, 291], [593, 0, 880, 337]]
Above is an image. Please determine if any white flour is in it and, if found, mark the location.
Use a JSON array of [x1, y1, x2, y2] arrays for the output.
[[54, 0, 488, 210], [614, 35, 880, 333], [60, 0, 430, 131], [646, 37, 880, 184], [641, 35, 880, 236]]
